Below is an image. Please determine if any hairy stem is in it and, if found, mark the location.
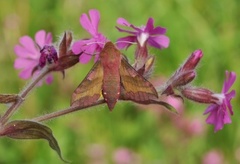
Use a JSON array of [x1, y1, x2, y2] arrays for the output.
[[32, 100, 105, 122], [0, 67, 50, 125]]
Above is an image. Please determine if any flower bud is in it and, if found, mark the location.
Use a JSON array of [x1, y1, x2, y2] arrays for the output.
[[172, 71, 196, 87], [136, 56, 155, 78], [59, 31, 73, 57], [51, 54, 81, 72], [181, 49, 203, 72], [181, 87, 218, 104], [162, 71, 195, 95]]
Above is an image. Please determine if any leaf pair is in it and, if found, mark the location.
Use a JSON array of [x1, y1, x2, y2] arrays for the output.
[[71, 42, 177, 113]]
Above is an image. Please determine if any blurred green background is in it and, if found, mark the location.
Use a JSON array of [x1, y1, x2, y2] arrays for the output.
[[0, 0, 240, 163]]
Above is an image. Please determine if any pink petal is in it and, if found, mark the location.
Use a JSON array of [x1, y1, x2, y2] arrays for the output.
[[14, 45, 38, 59], [205, 109, 218, 124], [117, 17, 131, 26], [94, 53, 100, 62], [45, 74, 53, 84], [116, 36, 136, 49], [84, 42, 97, 53], [19, 36, 39, 56], [79, 44, 97, 64], [203, 104, 216, 115], [72, 40, 86, 54], [148, 35, 170, 49], [80, 10, 100, 36], [205, 107, 225, 132], [115, 26, 137, 35], [18, 66, 35, 79], [222, 71, 236, 93], [14, 58, 38, 69], [89, 9, 100, 33], [72, 39, 98, 64], [144, 18, 154, 32], [116, 17, 142, 33], [45, 32, 53, 45], [150, 26, 167, 35], [80, 54, 93, 64], [35, 30, 47, 48], [225, 91, 235, 115], [223, 109, 232, 124], [213, 111, 224, 132]]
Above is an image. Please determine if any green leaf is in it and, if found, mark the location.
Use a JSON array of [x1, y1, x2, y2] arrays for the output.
[[0, 120, 68, 163]]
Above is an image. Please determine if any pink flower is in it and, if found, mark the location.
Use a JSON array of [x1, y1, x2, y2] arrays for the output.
[[112, 148, 140, 164], [202, 150, 224, 164], [14, 30, 54, 85], [204, 71, 236, 132], [116, 17, 169, 50], [72, 9, 108, 64]]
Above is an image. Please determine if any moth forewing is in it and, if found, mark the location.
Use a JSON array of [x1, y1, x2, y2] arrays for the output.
[[71, 61, 104, 107], [119, 57, 159, 102]]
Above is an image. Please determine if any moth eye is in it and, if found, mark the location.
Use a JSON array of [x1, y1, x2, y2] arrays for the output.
[[105, 98, 108, 101], [103, 92, 107, 95], [117, 92, 120, 95]]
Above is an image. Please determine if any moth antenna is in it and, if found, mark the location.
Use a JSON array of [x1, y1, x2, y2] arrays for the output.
[[83, 51, 100, 56], [80, 41, 105, 56], [85, 41, 105, 46], [114, 40, 136, 45]]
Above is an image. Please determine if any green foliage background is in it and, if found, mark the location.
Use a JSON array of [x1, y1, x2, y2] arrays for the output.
[[0, 0, 239, 163]]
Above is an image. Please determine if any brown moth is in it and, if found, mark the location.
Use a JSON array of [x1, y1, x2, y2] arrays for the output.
[[71, 42, 175, 112]]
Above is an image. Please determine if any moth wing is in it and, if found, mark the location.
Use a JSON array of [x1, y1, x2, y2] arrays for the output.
[[71, 61, 103, 107], [119, 57, 158, 102]]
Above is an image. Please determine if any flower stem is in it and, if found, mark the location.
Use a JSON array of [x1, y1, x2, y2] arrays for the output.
[[32, 100, 105, 122], [0, 67, 50, 125]]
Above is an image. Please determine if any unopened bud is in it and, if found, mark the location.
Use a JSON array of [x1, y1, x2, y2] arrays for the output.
[[181, 87, 218, 104], [50, 53, 83, 72], [145, 56, 154, 73], [172, 71, 196, 87], [142, 56, 155, 78], [181, 49, 203, 72], [135, 56, 155, 78], [59, 31, 73, 57]]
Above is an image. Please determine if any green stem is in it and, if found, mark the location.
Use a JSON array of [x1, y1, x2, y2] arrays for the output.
[[32, 100, 105, 122], [0, 67, 50, 125]]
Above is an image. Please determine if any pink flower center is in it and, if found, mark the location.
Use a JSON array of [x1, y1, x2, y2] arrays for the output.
[[137, 32, 149, 47], [212, 93, 225, 105]]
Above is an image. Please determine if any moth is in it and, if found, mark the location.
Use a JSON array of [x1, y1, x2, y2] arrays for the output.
[[71, 42, 175, 112]]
